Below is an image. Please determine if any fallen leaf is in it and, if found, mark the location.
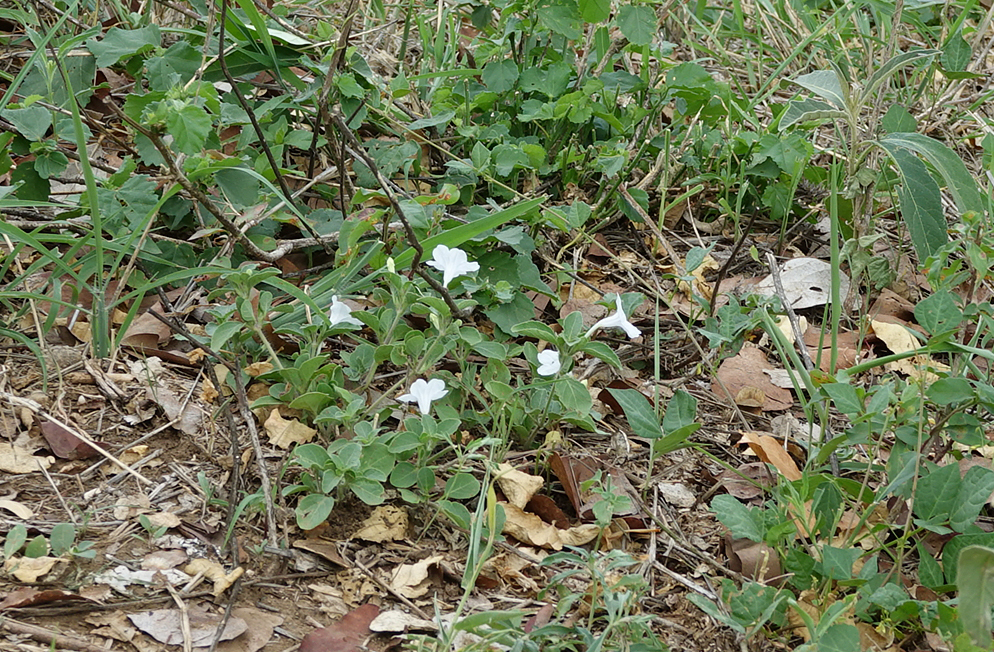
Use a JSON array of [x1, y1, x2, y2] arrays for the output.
[[0, 499, 33, 519], [351, 505, 408, 542], [218, 607, 284, 652], [368, 610, 437, 633], [722, 532, 783, 584], [144, 511, 181, 530], [264, 408, 317, 449], [738, 432, 802, 481], [39, 418, 99, 460], [128, 604, 247, 646], [718, 463, 775, 501], [293, 539, 350, 567], [713, 344, 792, 411], [299, 603, 380, 652], [495, 463, 544, 509], [184, 559, 244, 597], [0, 442, 54, 473], [389, 555, 444, 599], [871, 319, 949, 381], [753, 257, 851, 309], [0, 587, 87, 609], [501, 503, 598, 550], [4, 556, 60, 582]]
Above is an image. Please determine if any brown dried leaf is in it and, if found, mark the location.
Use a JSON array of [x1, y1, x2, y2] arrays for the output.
[[713, 344, 792, 411], [351, 505, 408, 542], [299, 604, 380, 652], [738, 432, 802, 481], [264, 408, 316, 449]]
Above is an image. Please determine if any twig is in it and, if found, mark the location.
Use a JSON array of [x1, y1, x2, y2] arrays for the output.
[[0, 616, 106, 652], [763, 253, 815, 372], [709, 212, 760, 317]]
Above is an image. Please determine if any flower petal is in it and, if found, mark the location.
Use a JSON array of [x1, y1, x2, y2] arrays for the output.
[[536, 349, 561, 376]]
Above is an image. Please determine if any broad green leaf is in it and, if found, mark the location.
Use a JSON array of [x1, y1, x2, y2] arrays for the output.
[[4, 524, 27, 559], [86, 25, 160, 67], [662, 390, 697, 435], [296, 494, 335, 529], [711, 494, 764, 542], [951, 466, 994, 532], [556, 376, 592, 414], [577, 340, 622, 368], [863, 49, 939, 102], [941, 35, 971, 72], [883, 147, 947, 260], [879, 132, 985, 216], [915, 289, 963, 335], [445, 473, 481, 500], [1, 105, 51, 141], [821, 383, 862, 417], [481, 59, 519, 93], [957, 545, 994, 648], [608, 388, 663, 439], [819, 624, 862, 652], [390, 462, 418, 488], [913, 462, 960, 523], [822, 545, 859, 580], [537, 3, 583, 40], [778, 98, 848, 132], [49, 523, 75, 556], [791, 69, 846, 109], [578, 0, 610, 22], [917, 542, 944, 589], [510, 320, 558, 342], [165, 102, 212, 155], [881, 104, 917, 134], [927, 377, 972, 406], [24, 535, 48, 558], [350, 479, 386, 505], [616, 5, 656, 45]]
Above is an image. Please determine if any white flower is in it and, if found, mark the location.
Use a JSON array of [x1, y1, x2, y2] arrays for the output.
[[425, 244, 480, 287], [328, 296, 363, 328], [398, 378, 448, 414], [536, 349, 561, 376], [586, 295, 640, 339]]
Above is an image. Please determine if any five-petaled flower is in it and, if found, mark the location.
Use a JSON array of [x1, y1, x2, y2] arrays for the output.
[[586, 295, 640, 339], [398, 378, 448, 414], [328, 296, 364, 328], [425, 244, 480, 287], [536, 349, 561, 376]]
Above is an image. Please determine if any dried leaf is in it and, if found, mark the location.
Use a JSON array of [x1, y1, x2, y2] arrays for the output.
[[713, 344, 792, 411], [4, 556, 60, 583], [0, 442, 54, 473], [128, 604, 247, 646], [389, 555, 444, 598], [351, 505, 409, 542], [299, 604, 379, 652], [264, 408, 317, 449], [496, 463, 544, 509], [738, 432, 802, 481], [39, 418, 99, 460]]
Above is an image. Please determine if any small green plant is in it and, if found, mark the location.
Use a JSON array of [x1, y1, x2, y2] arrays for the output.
[[2, 523, 96, 561]]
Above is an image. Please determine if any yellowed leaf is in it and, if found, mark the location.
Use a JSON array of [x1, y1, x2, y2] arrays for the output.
[[871, 319, 949, 381], [0, 499, 33, 519], [739, 432, 802, 481], [389, 555, 444, 599], [4, 556, 60, 582], [0, 442, 54, 474], [495, 463, 544, 509], [352, 506, 409, 542], [264, 408, 316, 449]]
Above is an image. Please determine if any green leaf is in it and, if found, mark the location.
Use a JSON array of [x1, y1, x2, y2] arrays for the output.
[[885, 147, 947, 260], [481, 59, 519, 94], [390, 462, 418, 489], [577, 340, 622, 368], [536, 2, 582, 39], [49, 523, 75, 556], [350, 478, 386, 505], [296, 494, 336, 530], [608, 388, 663, 438], [942, 35, 971, 72], [879, 132, 985, 216], [821, 383, 862, 417], [662, 390, 697, 435], [917, 542, 944, 589], [616, 5, 655, 45], [165, 102, 212, 155], [556, 376, 592, 414], [821, 545, 859, 580], [445, 473, 481, 500], [86, 25, 161, 67], [913, 462, 961, 523], [915, 289, 963, 335], [791, 70, 846, 109], [211, 320, 245, 351], [819, 624, 862, 652], [24, 535, 48, 558], [881, 105, 917, 134], [863, 49, 939, 102], [711, 494, 764, 542], [578, 0, 610, 22], [957, 545, 994, 648], [1, 105, 51, 141], [778, 98, 847, 132], [951, 466, 994, 532], [4, 524, 27, 559], [927, 377, 972, 406]]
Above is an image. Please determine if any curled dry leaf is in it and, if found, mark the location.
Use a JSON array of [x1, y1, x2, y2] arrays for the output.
[[717, 462, 775, 502], [389, 555, 445, 599], [264, 408, 317, 449], [871, 319, 949, 381], [128, 604, 247, 646], [0, 499, 33, 519], [501, 503, 599, 550], [496, 463, 544, 509], [184, 559, 244, 598], [738, 432, 802, 481], [0, 442, 54, 474], [722, 532, 782, 584], [4, 556, 61, 583]]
